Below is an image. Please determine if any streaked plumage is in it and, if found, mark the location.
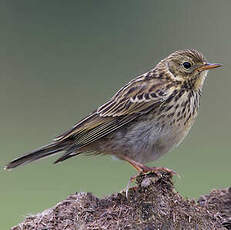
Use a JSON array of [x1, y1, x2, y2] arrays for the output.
[[5, 49, 222, 171]]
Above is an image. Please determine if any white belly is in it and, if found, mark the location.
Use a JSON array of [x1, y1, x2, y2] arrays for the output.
[[102, 118, 195, 164]]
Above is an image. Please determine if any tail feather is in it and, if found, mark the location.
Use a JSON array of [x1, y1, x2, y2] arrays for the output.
[[53, 152, 80, 164], [5, 142, 66, 170]]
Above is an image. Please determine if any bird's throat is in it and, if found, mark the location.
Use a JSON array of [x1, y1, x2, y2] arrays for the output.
[[193, 70, 208, 91], [183, 71, 207, 92], [193, 76, 205, 91]]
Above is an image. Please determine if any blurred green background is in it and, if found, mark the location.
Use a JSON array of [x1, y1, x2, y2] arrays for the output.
[[1, 1, 230, 229]]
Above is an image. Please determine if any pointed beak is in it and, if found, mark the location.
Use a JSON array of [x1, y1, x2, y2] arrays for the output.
[[196, 63, 223, 72]]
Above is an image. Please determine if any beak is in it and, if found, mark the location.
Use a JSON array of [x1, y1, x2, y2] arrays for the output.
[[196, 63, 223, 72]]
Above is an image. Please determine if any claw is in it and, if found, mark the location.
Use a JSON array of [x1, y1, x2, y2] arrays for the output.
[[117, 154, 178, 198], [125, 175, 137, 198]]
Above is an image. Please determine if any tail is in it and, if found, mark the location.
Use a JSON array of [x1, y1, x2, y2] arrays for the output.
[[4, 142, 66, 170]]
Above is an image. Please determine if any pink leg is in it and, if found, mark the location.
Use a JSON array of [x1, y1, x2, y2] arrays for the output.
[[118, 154, 176, 175]]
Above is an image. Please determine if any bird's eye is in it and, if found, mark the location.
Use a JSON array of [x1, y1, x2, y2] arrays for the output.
[[183, 62, 192, 69]]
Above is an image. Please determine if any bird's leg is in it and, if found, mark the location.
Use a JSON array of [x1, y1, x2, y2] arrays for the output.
[[118, 154, 176, 197], [118, 154, 176, 175]]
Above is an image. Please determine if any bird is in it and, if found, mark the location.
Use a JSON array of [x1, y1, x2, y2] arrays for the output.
[[5, 49, 222, 174]]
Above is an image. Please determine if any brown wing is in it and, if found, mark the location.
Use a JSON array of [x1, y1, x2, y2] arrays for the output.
[[54, 71, 174, 150]]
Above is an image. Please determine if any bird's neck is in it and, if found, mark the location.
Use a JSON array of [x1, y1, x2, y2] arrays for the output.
[[192, 73, 207, 92], [182, 72, 207, 94]]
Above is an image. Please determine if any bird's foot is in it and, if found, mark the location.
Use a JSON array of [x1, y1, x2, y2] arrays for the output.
[[125, 166, 176, 197], [118, 154, 176, 175], [117, 154, 177, 197], [136, 165, 176, 176]]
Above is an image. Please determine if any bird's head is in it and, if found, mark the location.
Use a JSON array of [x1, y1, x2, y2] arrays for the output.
[[160, 49, 222, 91]]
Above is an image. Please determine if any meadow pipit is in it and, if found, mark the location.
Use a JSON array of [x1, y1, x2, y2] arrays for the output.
[[5, 49, 222, 173]]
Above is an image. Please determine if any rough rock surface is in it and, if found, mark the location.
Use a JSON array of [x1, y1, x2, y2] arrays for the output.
[[12, 171, 231, 230]]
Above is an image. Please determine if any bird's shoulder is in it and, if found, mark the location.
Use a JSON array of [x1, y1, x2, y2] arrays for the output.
[[54, 69, 176, 142], [97, 69, 175, 117]]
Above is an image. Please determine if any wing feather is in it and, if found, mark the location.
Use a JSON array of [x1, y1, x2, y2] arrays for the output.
[[97, 75, 169, 117], [54, 71, 175, 153]]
